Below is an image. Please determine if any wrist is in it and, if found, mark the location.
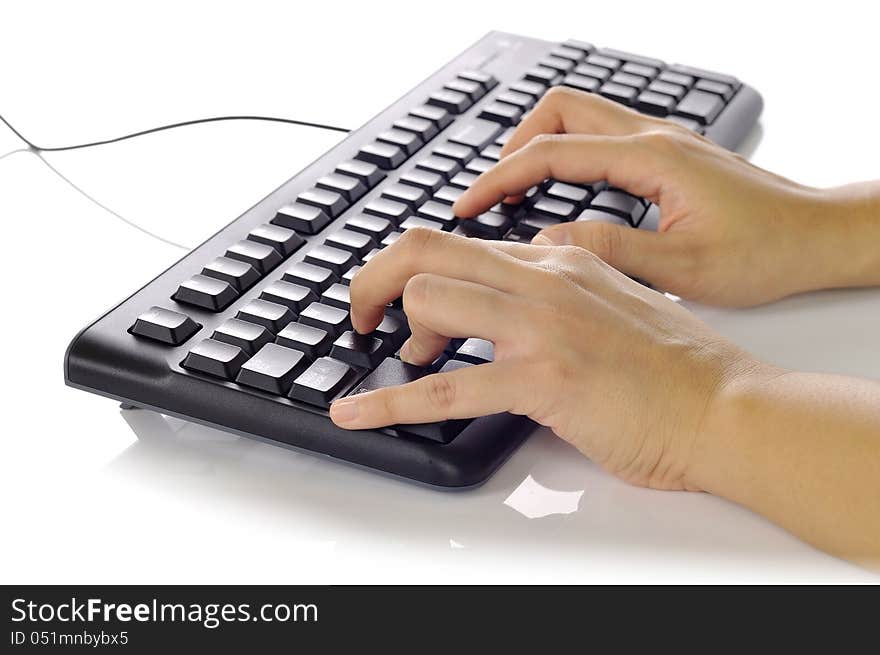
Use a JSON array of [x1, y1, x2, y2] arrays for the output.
[[684, 355, 782, 497], [792, 184, 880, 292]]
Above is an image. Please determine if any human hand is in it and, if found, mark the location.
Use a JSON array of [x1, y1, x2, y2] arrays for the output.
[[330, 228, 761, 490], [453, 87, 880, 307]]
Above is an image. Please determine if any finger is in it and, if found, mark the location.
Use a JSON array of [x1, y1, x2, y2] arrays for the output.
[[349, 228, 536, 333], [500, 86, 657, 159], [453, 133, 667, 218], [531, 219, 688, 289], [329, 360, 521, 429], [398, 273, 523, 366]]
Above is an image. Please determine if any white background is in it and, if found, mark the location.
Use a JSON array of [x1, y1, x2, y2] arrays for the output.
[[0, 0, 878, 583]]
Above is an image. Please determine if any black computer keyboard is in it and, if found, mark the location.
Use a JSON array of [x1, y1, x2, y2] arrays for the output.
[[65, 32, 763, 488]]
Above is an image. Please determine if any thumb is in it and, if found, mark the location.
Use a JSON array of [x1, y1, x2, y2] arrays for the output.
[[531, 219, 684, 288]]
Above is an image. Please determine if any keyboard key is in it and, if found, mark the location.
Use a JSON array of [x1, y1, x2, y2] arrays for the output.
[[305, 244, 358, 274], [596, 48, 664, 70], [298, 302, 351, 337], [591, 190, 647, 225], [341, 265, 361, 285], [433, 142, 476, 165], [380, 232, 402, 247], [586, 54, 621, 71], [574, 63, 612, 82], [325, 228, 377, 258], [455, 338, 495, 363], [576, 208, 630, 227], [695, 79, 734, 101], [440, 358, 473, 373], [130, 306, 200, 345], [212, 318, 273, 355], [524, 66, 561, 85], [409, 104, 453, 129], [540, 56, 576, 73], [465, 157, 495, 175], [562, 39, 594, 56], [247, 223, 305, 256], [374, 313, 410, 348], [377, 128, 423, 156], [345, 213, 393, 241], [356, 141, 407, 169], [363, 248, 381, 261], [321, 283, 351, 310], [447, 118, 503, 150], [610, 71, 649, 91], [282, 261, 335, 293], [289, 357, 357, 407], [599, 82, 638, 105], [363, 198, 412, 225], [272, 202, 330, 234], [400, 216, 443, 231], [444, 77, 484, 102], [415, 154, 462, 180], [508, 80, 546, 99], [657, 70, 694, 87], [545, 182, 591, 207], [183, 339, 249, 380], [330, 330, 386, 368], [562, 73, 600, 93], [621, 62, 659, 78], [515, 214, 562, 237], [201, 256, 260, 291], [480, 144, 503, 161], [551, 46, 586, 63], [666, 64, 739, 89], [297, 187, 348, 218], [399, 168, 444, 194], [236, 343, 309, 395], [479, 101, 523, 126], [316, 172, 368, 201], [416, 200, 457, 228], [675, 89, 725, 125], [448, 171, 478, 188], [427, 89, 471, 114], [647, 80, 686, 101], [275, 322, 332, 358], [433, 185, 464, 204], [226, 240, 283, 274], [393, 115, 438, 142], [457, 70, 498, 92], [346, 357, 466, 443], [638, 203, 661, 231], [173, 274, 238, 311], [532, 198, 577, 221], [463, 210, 512, 239], [382, 182, 429, 208], [260, 280, 318, 313], [236, 299, 295, 333], [335, 159, 386, 188], [635, 90, 677, 116]]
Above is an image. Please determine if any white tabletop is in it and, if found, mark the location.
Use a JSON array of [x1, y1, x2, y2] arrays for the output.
[[1, 1, 878, 583]]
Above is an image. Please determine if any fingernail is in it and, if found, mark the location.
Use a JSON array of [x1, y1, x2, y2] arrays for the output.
[[330, 397, 361, 425]]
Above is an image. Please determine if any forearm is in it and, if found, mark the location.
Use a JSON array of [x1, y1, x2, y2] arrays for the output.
[[691, 365, 880, 565], [799, 182, 880, 292]]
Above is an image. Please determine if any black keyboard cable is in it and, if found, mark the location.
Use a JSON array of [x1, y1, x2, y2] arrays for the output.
[[0, 113, 351, 152], [0, 112, 352, 249]]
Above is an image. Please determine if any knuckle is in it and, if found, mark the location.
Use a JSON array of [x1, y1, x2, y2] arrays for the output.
[[398, 225, 440, 258], [527, 132, 564, 155], [423, 374, 457, 412], [542, 84, 577, 105]]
